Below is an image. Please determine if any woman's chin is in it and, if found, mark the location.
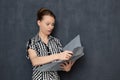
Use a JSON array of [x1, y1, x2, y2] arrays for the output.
[[46, 32, 51, 36], [48, 31, 52, 35]]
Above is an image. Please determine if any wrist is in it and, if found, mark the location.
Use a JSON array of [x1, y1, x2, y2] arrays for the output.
[[53, 53, 60, 60]]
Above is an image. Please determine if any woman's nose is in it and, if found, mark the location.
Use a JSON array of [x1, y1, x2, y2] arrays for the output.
[[49, 25, 54, 29]]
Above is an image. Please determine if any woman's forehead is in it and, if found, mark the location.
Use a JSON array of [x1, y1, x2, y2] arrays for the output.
[[42, 15, 55, 22]]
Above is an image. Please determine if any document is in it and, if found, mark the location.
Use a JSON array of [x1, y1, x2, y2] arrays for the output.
[[37, 35, 84, 71]]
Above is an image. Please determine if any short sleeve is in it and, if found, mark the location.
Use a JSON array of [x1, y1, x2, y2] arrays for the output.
[[26, 39, 36, 59]]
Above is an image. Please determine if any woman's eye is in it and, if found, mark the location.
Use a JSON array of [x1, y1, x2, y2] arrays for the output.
[[46, 23, 54, 26], [46, 23, 50, 26]]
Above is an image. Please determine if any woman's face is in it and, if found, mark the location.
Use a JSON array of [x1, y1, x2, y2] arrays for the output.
[[38, 15, 55, 36]]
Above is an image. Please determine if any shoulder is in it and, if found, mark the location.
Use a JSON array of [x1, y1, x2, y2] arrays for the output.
[[51, 36, 60, 42], [50, 36, 62, 44], [27, 35, 37, 45]]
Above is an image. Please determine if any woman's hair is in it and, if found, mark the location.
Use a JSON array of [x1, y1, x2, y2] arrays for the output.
[[37, 8, 56, 21]]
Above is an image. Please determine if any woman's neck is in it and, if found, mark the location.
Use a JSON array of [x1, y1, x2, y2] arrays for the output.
[[38, 32, 49, 44]]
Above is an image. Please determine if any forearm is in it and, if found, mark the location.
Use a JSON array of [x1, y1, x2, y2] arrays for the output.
[[28, 49, 73, 66], [31, 54, 59, 66]]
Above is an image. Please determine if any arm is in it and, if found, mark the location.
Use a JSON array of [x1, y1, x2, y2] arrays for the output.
[[28, 48, 73, 66]]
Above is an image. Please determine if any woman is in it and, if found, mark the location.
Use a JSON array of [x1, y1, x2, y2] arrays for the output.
[[26, 8, 74, 80]]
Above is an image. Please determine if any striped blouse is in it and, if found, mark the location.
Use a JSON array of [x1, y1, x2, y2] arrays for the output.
[[26, 34, 63, 80]]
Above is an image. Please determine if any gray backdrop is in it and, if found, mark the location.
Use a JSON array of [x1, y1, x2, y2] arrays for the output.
[[0, 0, 120, 80]]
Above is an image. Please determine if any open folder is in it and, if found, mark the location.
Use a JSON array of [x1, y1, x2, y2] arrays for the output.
[[37, 35, 84, 71]]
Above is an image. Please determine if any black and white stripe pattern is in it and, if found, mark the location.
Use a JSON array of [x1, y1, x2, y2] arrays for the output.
[[26, 34, 63, 80]]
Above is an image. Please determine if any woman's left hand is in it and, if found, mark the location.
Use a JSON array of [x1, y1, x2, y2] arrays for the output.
[[60, 60, 75, 72]]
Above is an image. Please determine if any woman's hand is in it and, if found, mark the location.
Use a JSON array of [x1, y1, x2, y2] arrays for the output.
[[57, 51, 73, 61], [60, 60, 75, 72]]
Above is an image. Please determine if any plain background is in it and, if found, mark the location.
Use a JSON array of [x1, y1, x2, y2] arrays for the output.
[[0, 0, 120, 80]]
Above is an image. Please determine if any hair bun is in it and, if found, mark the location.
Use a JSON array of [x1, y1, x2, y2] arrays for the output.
[[39, 8, 48, 13], [37, 8, 55, 21]]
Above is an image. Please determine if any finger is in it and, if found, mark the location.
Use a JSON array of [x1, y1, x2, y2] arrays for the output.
[[60, 65, 64, 68], [65, 51, 73, 54], [60, 63, 65, 67], [66, 54, 72, 58], [69, 60, 73, 64], [64, 61, 68, 65], [69, 61, 74, 65], [67, 61, 71, 64], [60, 63, 66, 67], [67, 60, 74, 65], [64, 61, 69, 66], [65, 56, 70, 60], [68, 52, 73, 55], [60, 66, 65, 70], [68, 51, 73, 55]]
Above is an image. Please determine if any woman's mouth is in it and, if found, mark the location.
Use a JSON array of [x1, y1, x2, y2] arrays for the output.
[[48, 30, 52, 33]]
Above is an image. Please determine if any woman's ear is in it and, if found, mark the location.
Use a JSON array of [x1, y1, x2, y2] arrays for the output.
[[37, 20, 41, 27]]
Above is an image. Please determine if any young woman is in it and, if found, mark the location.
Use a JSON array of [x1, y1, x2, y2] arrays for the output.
[[26, 8, 74, 80]]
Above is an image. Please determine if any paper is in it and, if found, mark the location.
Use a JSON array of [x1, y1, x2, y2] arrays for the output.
[[63, 35, 82, 51], [37, 35, 84, 71]]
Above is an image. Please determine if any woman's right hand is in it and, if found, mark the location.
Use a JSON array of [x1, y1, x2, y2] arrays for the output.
[[57, 51, 73, 60]]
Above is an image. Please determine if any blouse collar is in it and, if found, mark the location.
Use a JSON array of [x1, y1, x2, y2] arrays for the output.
[[34, 34, 54, 43]]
